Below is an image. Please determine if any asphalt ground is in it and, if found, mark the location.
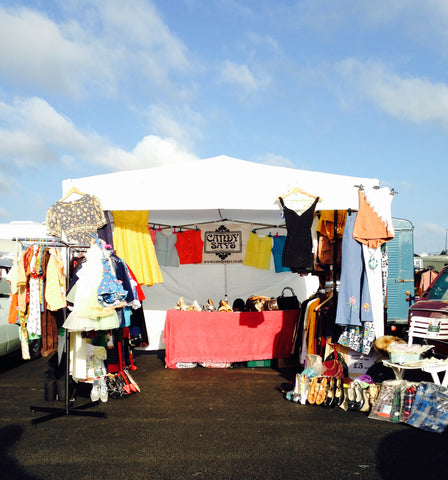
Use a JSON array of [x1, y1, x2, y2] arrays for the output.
[[1, 351, 447, 480]]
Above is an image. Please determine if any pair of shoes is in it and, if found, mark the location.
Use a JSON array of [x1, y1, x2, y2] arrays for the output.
[[347, 383, 365, 411], [218, 300, 233, 312], [307, 377, 320, 404], [315, 377, 328, 405], [90, 379, 100, 402], [325, 377, 336, 407]]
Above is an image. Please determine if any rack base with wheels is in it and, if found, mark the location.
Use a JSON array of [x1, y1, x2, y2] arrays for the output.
[[30, 327, 107, 425]]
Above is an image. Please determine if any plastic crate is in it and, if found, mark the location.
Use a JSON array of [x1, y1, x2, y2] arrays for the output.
[[247, 360, 271, 367]]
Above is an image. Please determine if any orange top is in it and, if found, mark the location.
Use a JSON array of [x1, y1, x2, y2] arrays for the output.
[[352, 190, 394, 248]]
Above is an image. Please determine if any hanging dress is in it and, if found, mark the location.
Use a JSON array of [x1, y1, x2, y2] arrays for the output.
[[352, 188, 395, 339], [112, 210, 163, 286], [280, 197, 319, 274], [335, 212, 373, 327], [63, 243, 120, 332]]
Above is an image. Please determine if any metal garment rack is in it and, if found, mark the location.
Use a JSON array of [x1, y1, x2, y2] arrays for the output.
[[13, 237, 107, 425]]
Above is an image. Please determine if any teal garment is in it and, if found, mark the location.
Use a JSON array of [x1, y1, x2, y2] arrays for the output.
[[271, 235, 291, 273]]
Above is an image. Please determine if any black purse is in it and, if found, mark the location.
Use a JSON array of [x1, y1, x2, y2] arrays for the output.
[[277, 287, 300, 311]]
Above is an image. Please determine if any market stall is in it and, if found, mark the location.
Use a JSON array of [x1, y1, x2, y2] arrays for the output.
[[60, 155, 381, 356]]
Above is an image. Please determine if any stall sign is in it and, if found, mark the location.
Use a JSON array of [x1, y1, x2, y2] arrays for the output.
[[203, 224, 248, 263]]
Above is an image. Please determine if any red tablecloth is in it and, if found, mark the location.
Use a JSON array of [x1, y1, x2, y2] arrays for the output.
[[163, 309, 299, 368]]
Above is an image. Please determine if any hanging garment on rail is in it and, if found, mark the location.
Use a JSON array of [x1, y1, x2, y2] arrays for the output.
[[353, 188, 395, 338], [271, 235, 291, 273], [112, 210, 163, 286], [335, 213, 373, 327], [63, 242, 120, 332], [46, 194, 107, 245], [154, 230, 180, 267], [175, 229, 204, 265], [243, 232, 273, 270], [280, 197, 319, 274]]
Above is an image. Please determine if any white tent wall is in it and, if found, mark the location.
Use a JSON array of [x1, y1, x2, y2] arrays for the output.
[[61, 155, 380, 351]]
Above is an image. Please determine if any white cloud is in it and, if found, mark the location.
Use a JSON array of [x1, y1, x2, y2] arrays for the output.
[[93, 135, 198, 171], [220, 61, 259, 91], [219, 60, 272, 97], [336, 59, 448, 127], [0, 1, 192, 99], [0, 7, 107, 98], [0, 97, 100, 166], [0, 96, 197, 173], [146, 104, 203, 150]]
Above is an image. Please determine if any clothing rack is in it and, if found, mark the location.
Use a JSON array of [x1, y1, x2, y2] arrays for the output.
[[13, 237, 107, 425]]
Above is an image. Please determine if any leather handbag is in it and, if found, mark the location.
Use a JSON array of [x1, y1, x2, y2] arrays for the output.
[[246, 295, 279, 312], [277, 287, 300, 311], [322, 344, 344, 377]]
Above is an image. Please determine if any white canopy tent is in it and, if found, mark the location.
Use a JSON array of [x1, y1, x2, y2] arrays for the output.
[[61, 156, 380, 350], [62, 155, 378, 227]]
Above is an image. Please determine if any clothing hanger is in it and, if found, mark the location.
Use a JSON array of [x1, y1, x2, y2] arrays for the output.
[[60, 186, 86, 202], [277, 187, 321, 202], [314, 290, 334, 311]]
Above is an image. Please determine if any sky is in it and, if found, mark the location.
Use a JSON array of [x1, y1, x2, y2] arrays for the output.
[[0, 0, 447, 254]]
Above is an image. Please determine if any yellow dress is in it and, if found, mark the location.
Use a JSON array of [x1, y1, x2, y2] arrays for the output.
[[112, 211, 163, 286]]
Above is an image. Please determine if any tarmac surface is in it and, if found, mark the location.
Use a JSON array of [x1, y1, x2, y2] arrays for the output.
[[1, 350, 448, 480]]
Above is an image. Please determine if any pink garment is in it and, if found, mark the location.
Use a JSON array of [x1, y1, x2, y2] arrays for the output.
[[163, 309, 298, 368]]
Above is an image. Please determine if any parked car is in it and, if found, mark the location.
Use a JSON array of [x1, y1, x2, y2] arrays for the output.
[[408, 265, 448, 357], [0, 259, 20, 357], [0, 259, 41, 359]]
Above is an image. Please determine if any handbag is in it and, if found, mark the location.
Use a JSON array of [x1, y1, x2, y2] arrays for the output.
[[322, 344, 344, 377], [277, 287, 300, 311], [246, 295, 279, 312]]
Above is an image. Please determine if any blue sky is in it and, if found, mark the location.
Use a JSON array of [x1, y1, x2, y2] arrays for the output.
[[0, 0, 447, 254]]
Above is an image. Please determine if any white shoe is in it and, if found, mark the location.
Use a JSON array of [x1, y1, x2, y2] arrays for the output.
[[99, 377, 108, 403], [90, 379, 100, 402]]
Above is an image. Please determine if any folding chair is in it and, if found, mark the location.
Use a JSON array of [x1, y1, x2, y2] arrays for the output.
[[382, 315, 448, 386]]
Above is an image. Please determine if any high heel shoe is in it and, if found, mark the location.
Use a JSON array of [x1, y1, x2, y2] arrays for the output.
[[334, 378, 343, 407], [347, 383, 356, 410], [354, 383, 364, 411], [338, 385, 348, 412], [325, 377, 336, 407], [359, 386, 370, 413]]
